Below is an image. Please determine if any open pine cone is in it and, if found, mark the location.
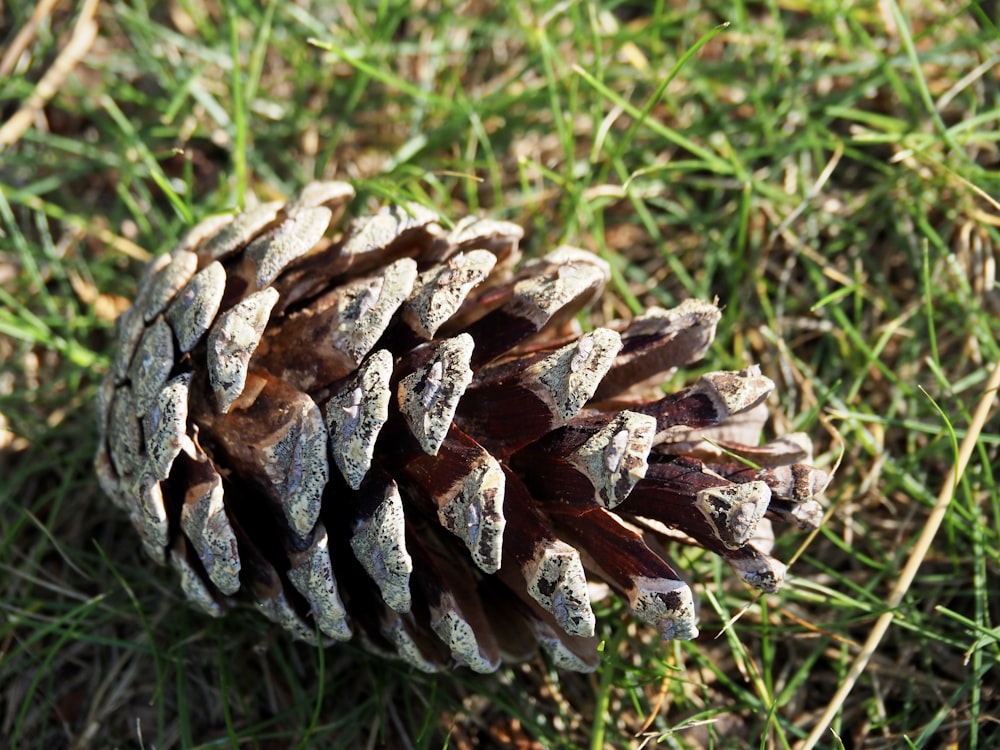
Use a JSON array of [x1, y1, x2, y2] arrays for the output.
[[96, 182, 826, 673]]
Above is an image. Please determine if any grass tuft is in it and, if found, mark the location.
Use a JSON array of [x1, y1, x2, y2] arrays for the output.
[[2, 1, 998, 747]]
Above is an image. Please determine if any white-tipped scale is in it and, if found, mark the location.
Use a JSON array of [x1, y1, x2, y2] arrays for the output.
[[287, 525, 352, 641], [143, 373, 192, 481], [324, 349, 393, 490], [350, 479, 413, 613], [207, 287, 279, 414], [397, 333, 475, 456], [166, 261, 226, 353], [180, 466, 241, 596], [246, 206, 332, 288], [128, 319, 175, 418]]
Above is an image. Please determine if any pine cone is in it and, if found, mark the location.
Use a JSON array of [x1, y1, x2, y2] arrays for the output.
[[95, 182, 827, 673]]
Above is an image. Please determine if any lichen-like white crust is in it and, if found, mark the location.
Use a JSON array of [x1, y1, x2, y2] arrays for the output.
[[143, 373, 192, 481], [532, 620, 598, 672], [180, 466, 241, 595], [510, 257, 608, 328], [263, 396, 329, 538], [110, 308, 146, 384], [341, 202, 439, 258], [324, 349, 393, 490], [402, 250, 497, 339], [350, 480, 413, 613], [132, 468, 170, 556], [530, 328, 622, 423], [173, 213, 236, 255], [107, 384, 143, 479], [255, 591, 319, 645], [246, 206, 332, 288], [429, 594, 498, 673], [727, 546, 787, 593], [287, 525, 352, 641], [694, 481, 771, 550], [199, 202, 283, 261], [166, 261, 226, 353], [437, 451, 506, 574], [448, 215, 523, 248], [696, 367, 775, 419], [398, 333, 474, 456], [568, 410, 656, 509], [285, 180, 355, 214], [140, 250, 199, 323], [207, 287, 279, 413], [381, 614, 440, 673], [523, 540, 595, 637], [628, 576, 699, 641], [170, 544, 224, 618], [331, 258, 417, 365], [128, 319, 175, 418]]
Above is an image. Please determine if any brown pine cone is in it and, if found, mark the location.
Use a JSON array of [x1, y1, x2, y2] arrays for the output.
[[95, 181, 827, 673]]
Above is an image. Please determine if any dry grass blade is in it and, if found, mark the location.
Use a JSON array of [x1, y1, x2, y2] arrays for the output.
[[797, 355, 1000, 750], [0, 0, 99, 149]]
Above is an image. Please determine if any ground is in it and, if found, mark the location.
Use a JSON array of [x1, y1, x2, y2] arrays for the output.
[[1, 1, 998, 748]]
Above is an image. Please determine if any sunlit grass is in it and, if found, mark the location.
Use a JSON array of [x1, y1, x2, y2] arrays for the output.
[[1, 1, 998, 747]]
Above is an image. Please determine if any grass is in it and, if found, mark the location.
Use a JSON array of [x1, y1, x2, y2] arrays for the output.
[[1, 0, 998, 747]]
